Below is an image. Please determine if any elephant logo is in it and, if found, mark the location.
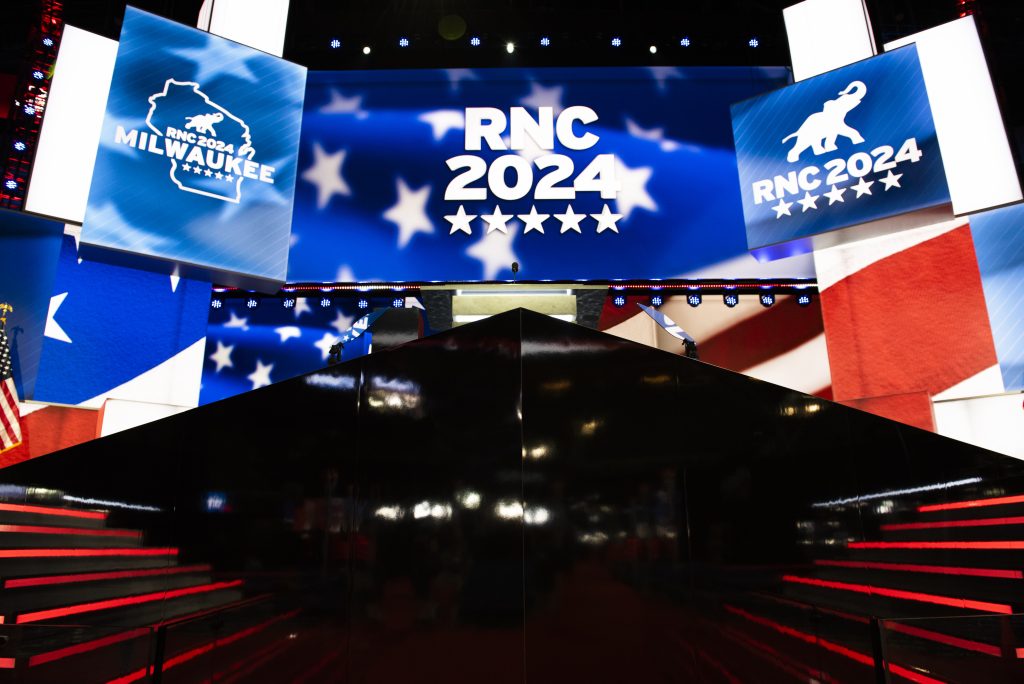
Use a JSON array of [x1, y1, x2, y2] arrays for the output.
[[782, 81, 867, 163], [185, 112, 224, 137]]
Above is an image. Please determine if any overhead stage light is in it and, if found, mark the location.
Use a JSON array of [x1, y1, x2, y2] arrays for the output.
[[329, 38, 341, 49], [749, 37, 760, 48], [392, 297, 405, 308], [24, 105, 35, 116], [649, 45, 657, 54], [611, 37, 622, 47], [4, 180, 16, 190], [13, 141, 26, 151], [687, 293, 702, 307], [723, 293, 739, 308], [32, 70, 44, 80], [613, 295, 626, 308], [245, 296, 260, 309], [506, 42, 515, 54], [399, 37, 409, 47], [42, 37, 54, 47], [680, 37, 691, 47], [650, 295, 663, 307], [540, 37, 550, 47], [362, 46, 371, 55], [210, 298, 223, 309], [358, 298, 369, 309], [470, 36, 481, 46], [797, 293, 812, 306], [759, 292, 775, 307], [282, 297, 296, 309]]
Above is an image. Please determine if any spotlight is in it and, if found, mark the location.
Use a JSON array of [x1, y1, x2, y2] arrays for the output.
[[32, 70, 44, 80], [611, 37, 622, 47], [723, 293, 739, 308], [245, 296, 260, 309], [470, 36, 481, 46], [540, 36, 550, 47], [759, 292, 775, 307], [613, 295, 626, 308], [282, 297, 296, 309], [24, 105, 35, 116], [329, 38, 341, 49], [392, 297, 405, 308], [506, 42, 515, 54], [42, 37, 54, 47], [680, 37, 691, 47], [399, 37, 409, 47], [650, 295, 663, 307], [4, 180, 16, 190], [687, 293, 702, 307], [749, 37, 760, 48], [357, 298, 369, 309], [649, 45, 657, 54], [362, 46, 371, 55], [13, 141, 26, 151], [210, 298, 223, 309], [797, 293, 812, 307], [319, 297, 332, 308]]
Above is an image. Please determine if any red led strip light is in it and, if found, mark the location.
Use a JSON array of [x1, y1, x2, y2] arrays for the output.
[[16, 580, 242, 624], [849, 541, 1024, 550], [782, 575, 1012, 614], [0, 502, 105, 520], [0, 524, 139, 538], [813, 559, 1023, 580], [881, 516, 1024, 531], [884, 621, 1002, 657], [4, 564, 211, 589], [0, 547, 176, 559], [0, 658, 14, 670], [919, 494, 1024, 513]]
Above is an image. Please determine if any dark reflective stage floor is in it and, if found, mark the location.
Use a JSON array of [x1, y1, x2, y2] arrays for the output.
[[1, 309, 1023, 682]]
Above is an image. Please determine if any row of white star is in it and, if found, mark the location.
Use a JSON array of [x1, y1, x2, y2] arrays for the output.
[[446, 204, 623, 235], [181, 163, 235, 182], [772, 170, 903, 218]]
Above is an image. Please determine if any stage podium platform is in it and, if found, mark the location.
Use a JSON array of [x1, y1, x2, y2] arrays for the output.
[[0, 309, 1022, 682]]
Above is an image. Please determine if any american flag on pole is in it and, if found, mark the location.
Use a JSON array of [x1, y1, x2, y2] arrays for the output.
[[0, 322, 24, 452]]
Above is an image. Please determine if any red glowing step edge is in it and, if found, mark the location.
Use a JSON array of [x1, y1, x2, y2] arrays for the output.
[[813, 559, 1023, 580], [15, 580, 243, 624], [881, 515, 1024, 531], [782, 575, 1013, 614], [849, 540, 1024, 550], [0, 547, 176, 559], [919, 494, 1024, 513], [4, 563, 211, 589], [0, 524, 140, 538], [0, 502, 106, 520]]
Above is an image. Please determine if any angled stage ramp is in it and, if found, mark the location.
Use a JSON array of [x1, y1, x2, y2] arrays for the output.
[[0, 309, 1022, 682]]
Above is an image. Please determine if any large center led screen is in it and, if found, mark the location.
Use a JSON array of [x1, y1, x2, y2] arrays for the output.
[[289, 67, 796, 282]]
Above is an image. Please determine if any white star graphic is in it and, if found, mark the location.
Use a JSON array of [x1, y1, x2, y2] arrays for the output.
[[44, 292, 72, 343], [419, 110, 465, 141], [591, 204, 623, 233], [274, 326, 302, 343], [481, 205, 513, 234], [330, 309, 355, 334], [170, 274, 180, 292], [466, 221, 520, 280], [554, 205, 586, 234], [224, 311, 249, 331], [772, 198, 793, 218], [880, 170, 903, 191], [518, 206, 549, 234], [446, 68, 479, 92], [520, 82, 564, 114], [625, 118, 680, 152], [301, 143, 351, 210], [648, 66, 684, 92], [797, 191, 820, 212], [852, 177, 874, 197], [321, 89, 368, 117], [293, 297, 312, 319], [445, 205, 476, 235], [383, 178, 434, 248], [247, 359, 274, 390], [313, 332, 339, 361], [208, 340, 234, 372], [824, 185, 846, 205], [170, 41, 259, 85], [613, 158, 655, 221]]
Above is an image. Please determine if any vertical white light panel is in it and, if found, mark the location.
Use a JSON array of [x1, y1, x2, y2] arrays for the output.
[[783, 0, 876, 82], [885, 16, 1023, 215], [198, 0, 290, 57], [24, 26, 117, 224]]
